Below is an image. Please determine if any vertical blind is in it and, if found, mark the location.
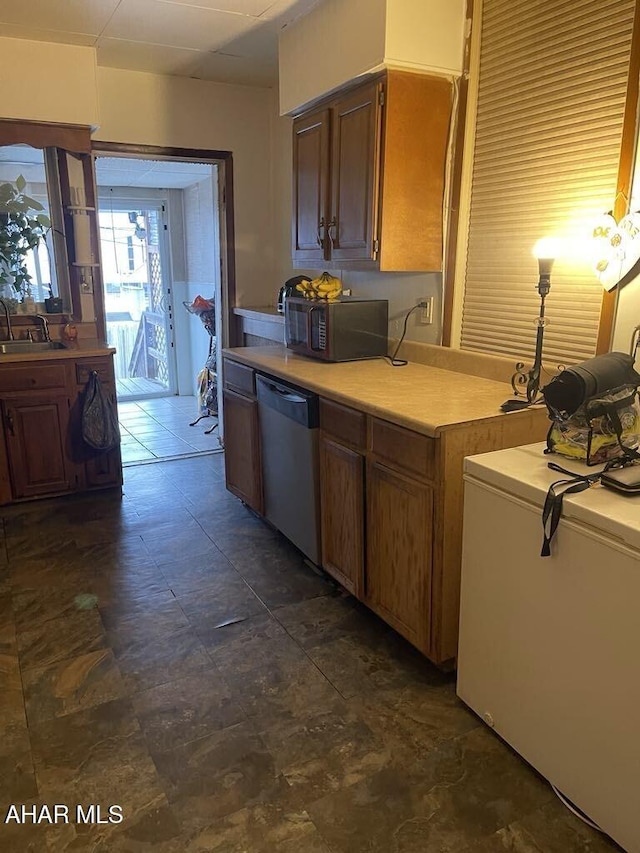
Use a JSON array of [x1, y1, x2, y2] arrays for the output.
[[460, 0, 635, 366]]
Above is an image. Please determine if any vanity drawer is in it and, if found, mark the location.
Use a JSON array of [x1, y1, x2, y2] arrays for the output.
[[75, 359, 114, 387], [224, 360, 255, 397], [0, 364, 67, 393], [370, 417, 435, 480], [320, 398, 366, 450]]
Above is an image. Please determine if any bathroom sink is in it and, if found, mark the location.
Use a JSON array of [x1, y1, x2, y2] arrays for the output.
[[0, 341, 66, 354]]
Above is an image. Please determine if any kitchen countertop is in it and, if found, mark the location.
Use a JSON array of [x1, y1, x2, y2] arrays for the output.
[[0, 345, 115, 364], [223, 345, 547, 437]]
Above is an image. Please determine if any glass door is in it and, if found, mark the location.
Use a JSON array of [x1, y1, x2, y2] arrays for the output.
[[98, 199, 176, 400]]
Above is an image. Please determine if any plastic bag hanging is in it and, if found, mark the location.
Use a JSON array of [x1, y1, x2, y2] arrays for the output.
[[82, 371, 120, 451]]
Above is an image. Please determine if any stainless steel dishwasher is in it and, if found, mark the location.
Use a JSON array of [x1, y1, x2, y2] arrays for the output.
[[256, 373, 321, 565]]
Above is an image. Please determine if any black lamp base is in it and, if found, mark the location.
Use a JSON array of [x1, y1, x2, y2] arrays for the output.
[[500, 398, 534, 413]]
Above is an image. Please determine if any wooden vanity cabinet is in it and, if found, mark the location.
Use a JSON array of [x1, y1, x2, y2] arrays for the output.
[[0, 354, 122, 505], [292, 70, 452, 271], [222, 359, 263, 514], [2, 394, 71, 499], [72, 357, 122, 489]]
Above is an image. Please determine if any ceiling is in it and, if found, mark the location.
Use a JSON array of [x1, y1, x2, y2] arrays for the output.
[[0, 145, 217, 189], [0, 0, 320, 87], [95, 157, 215, 188]]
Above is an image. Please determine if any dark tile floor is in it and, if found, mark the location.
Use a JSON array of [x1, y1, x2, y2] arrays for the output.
[[0, 455, 622, 852]]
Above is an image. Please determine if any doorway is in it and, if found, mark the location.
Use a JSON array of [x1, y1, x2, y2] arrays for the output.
[[92, 148, 233, 463], [98, 196, 176, 400]]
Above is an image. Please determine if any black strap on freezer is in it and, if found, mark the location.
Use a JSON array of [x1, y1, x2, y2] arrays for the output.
[[541, 463, 602, 557]]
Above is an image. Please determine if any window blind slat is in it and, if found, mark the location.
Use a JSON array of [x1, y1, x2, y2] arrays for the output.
[[460, 0, 635, 364]]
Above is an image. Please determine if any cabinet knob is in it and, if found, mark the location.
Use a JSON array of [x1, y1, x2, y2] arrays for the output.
[[316, 217, 325, 248]]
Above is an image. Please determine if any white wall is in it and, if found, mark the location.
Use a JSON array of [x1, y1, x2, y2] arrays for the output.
[[612, 173, 640, 354], [93, 67, 275, 310], [279, 0, 465, 115], [183, 177, 218, 397], [0, 38, 99, 127], [279, 0, 386, 115], [386, 0, 466, 75], [612, 277, 640, 354], [0, 36, 449, 348]]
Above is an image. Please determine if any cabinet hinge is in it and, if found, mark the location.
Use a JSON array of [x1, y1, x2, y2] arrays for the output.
[[379, 89, 385, 107], [373, 238, 380, 254]]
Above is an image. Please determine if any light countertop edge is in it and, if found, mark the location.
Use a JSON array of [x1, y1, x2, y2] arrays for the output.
[[223, 345, 548, 438], [0, 345, 116, 364]]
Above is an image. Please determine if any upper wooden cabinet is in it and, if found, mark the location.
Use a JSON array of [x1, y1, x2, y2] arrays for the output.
[[292, 70, 452, 272], [292, 108, 330, 266]]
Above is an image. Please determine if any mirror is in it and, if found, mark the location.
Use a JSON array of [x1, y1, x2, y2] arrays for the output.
[[0, 143, 70, 313]]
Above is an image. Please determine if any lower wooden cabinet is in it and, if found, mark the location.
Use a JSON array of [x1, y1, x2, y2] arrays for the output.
[[318, 397, 547, 665], [223, 387, 263, 514], [319, 405, 436, 656], [365, 461, 434, 651], [222, 359, 548, 666], [0, 354, 122, 505], [2, 395, 71, 499], [319, 435, 365, 596], [84, 446, 122, 488]]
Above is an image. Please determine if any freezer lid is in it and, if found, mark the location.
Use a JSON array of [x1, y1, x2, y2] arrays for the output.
[[464, 442, 640, 549]]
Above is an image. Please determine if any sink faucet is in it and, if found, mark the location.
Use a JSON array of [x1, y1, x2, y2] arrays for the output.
[[34, 314, 51, 343], [0, 299, 14, 341]]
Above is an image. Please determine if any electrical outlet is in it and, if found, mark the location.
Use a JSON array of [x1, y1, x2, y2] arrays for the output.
[[418, 297, 434, 325]]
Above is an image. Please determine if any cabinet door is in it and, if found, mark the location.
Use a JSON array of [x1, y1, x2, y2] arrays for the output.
[[319, 436, 365, 595], [75, 363, 123, 490], [366, 461, 433, 650], [223, 388, 263, 514], [330, 80, 382, 263], [85, 447, 123, 489], [2, 395, 72, 499], [292, 108, 331, 264]]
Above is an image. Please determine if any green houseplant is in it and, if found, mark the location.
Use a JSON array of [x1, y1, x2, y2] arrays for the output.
[[0, 174, 51, 300]]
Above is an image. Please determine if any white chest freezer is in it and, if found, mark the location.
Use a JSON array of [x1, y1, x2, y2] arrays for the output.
[[457, 443, 640, 853]]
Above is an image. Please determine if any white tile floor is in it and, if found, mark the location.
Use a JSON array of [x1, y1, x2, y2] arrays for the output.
[[117, 395, 221, 465]]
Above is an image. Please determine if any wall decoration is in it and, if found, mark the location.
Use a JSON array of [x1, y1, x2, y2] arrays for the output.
[[591, 211, 640, 291]]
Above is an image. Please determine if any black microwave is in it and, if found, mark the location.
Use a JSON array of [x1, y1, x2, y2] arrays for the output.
[[284, 297, 388, 362]]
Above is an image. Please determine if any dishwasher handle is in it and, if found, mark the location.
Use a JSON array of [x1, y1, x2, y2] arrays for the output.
[[256, 374, 319, 428], [259, 379, 308, 405]]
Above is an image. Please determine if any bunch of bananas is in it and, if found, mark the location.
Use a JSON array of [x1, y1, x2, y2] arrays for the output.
[[296, 271, 343, 301]]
